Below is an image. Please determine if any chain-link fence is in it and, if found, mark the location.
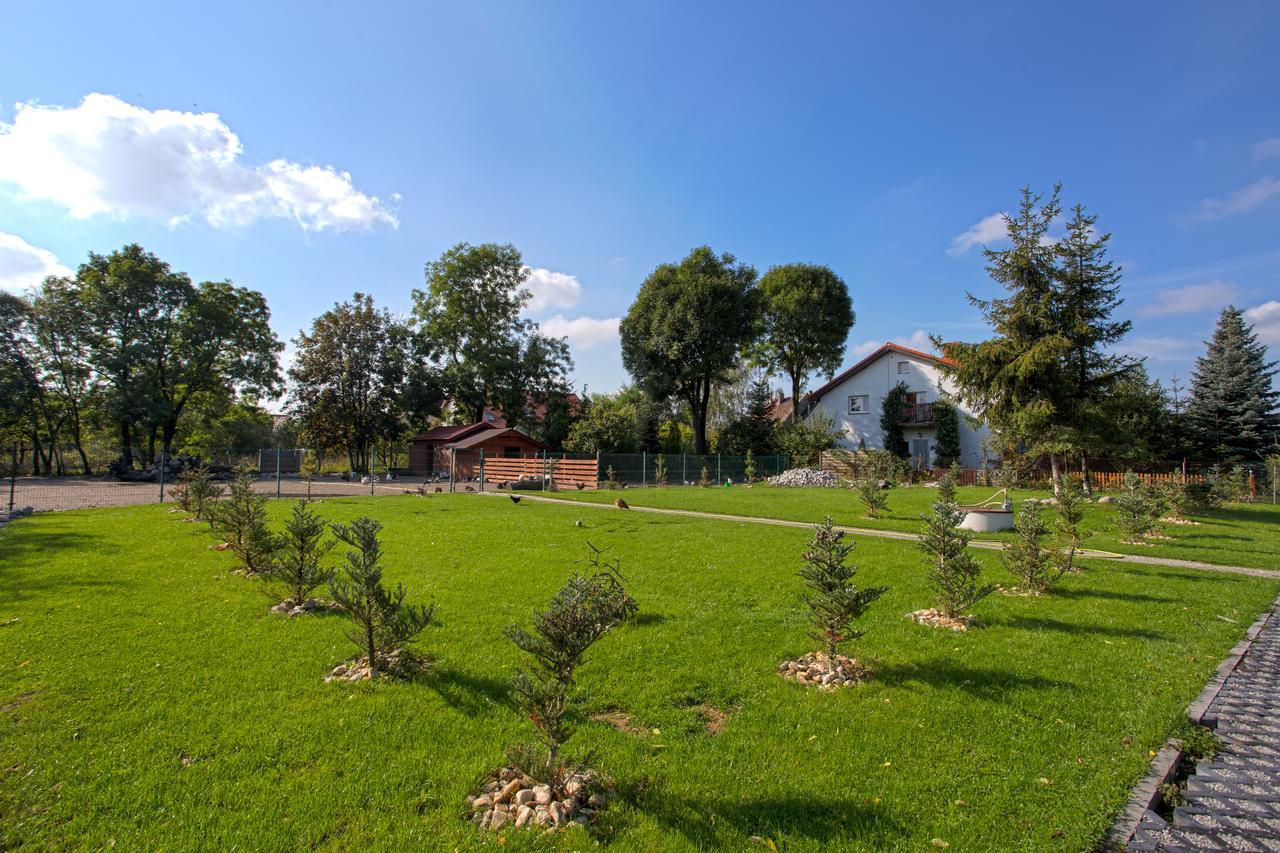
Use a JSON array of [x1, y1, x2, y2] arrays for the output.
[[3, 445, 797, 515]]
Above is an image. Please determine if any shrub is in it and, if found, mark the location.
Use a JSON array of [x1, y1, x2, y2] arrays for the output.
[[853, 478, 888, 518], [743, 449, 756, 483], [328, 517, 435, 678], [699, 465, 710, 487], [604, 465, 620, 490], [180, 465, 220, 521], [1115, 472, 1158, 543], [879, 382, 909, 459], [799, 517, 886, 657], [212, 465, 278, 574], [299, 452, 321, 500], [918, 487, 990, 619], [775, 411, 840, 468], [1158, 479, 1191, 521], [653, 453, 667, 487], [504, 545, 637, 789], [933, 400, 961, 468], [265, 500, 335, 605], [1002, 500, 1055, 593]]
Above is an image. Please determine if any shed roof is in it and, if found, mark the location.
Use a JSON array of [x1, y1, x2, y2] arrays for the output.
[[409, 422, 497, 443], [446, 426, 549, 451]]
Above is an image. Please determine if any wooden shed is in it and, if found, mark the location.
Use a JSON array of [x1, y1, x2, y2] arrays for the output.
[[407, 422, 550, 478]]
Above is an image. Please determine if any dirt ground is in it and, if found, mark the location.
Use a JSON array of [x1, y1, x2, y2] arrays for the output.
[[4, 475, 451, 513]]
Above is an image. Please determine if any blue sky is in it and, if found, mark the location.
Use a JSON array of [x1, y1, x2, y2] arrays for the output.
[[2, 1, 1278, 406]]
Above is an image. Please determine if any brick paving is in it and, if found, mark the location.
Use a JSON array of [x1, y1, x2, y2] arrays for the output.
[[1127, 600, 1280, 851]]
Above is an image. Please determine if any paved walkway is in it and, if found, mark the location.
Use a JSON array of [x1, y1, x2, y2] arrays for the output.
[[1127, 599, 1280, 851], [489, 492, 1280, 580]]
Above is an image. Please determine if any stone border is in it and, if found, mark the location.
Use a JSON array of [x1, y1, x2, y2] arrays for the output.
[[1103, 595, 1280, 851]]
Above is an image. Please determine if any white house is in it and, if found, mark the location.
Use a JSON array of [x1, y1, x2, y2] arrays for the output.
[[803, 342, 990, 469]]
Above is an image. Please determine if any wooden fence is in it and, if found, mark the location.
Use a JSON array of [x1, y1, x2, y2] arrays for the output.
[[478, 456, 599, 489]]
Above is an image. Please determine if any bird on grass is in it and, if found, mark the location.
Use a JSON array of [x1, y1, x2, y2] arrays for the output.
[[464, 485, 475, 492], [433, 486, 443, 493], [615, 497, 629, 509], [574, 519, 584, 527], [575, 483, 586, 490], [510, 495, 522, 504]]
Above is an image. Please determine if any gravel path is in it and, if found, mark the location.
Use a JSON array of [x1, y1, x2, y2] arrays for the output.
[[1125, 597, 1280, 851]]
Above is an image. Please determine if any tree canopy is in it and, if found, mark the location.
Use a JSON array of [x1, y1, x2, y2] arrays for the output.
[[1187, 306, 1279, 463], [620, 246, 758, 454]]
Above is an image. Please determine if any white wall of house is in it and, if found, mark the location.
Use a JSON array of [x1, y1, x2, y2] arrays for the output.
[[806, 348, 990, 468]]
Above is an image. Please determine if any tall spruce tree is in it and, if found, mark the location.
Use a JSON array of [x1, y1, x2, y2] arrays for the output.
[[1054, 205, 1139, 491], [1187, 306, 1279, 463]]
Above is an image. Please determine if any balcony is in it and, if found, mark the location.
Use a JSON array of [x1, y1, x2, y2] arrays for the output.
[[900, 402, 934, 426]]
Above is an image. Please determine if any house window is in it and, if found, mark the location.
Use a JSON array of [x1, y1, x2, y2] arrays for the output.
[[848, 395, 869, 414], [897, 361, 910, 374]]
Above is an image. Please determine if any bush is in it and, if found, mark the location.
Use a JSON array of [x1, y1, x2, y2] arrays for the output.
[[1051, 476, 1085, 576], [265, 500, 335, 605], [744, 449, 756, 483], [653, 453, 667, 486], [775, 411, 840, 468], [179, 465, 221, 521], [853, 478, 888, 518], [212, 466, 278, 574], [699, 465, 710, 487], [504, 545, 637, 788], [933, 400, 961, 468], [918, 485, 990, 619], [328, 517, 435, 678], [799, 518, 886, 657]]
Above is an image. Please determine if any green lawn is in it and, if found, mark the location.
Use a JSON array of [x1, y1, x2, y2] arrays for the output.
[[2, 495, 1277, 850], [538, 484, 1280, 570]]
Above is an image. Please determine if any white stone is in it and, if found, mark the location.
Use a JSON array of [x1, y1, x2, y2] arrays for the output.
[[533, 784, 552, 805]]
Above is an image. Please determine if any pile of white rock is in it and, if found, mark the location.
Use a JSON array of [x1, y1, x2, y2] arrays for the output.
[[324, 648, 420, 682], [767, 468, 840, 487], [270, 598, 342, 618], [778, 651, 871, 690], [469, 767, 615, 832]]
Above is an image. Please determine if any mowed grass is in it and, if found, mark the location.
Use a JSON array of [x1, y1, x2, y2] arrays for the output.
[[539, 484, 1280, 570], [1, 495, 1277, 850]]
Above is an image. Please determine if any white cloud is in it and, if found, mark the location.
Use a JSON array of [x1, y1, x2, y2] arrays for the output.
[[540, 314, 620, 351], [1120, 335, 1196, 363], [1244, 301, 1280, 346], [1191, 176, 1280, 222], [850, 329, 936, 359], [0, 231, 72, 293], [946, 212, 1007, 256], [1251, 137, 1280, 161], [521, 268, 581, 314], [0, 93, 397, 232], [1137, 279, 1241, 317]]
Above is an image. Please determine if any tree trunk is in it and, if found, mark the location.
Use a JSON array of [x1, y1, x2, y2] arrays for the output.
[[1049, 453, 1061, 496], [1080, 456, 1093, 496], [691, 377, 711, 455], [72, 417, 92, 475], [120, 420, 134, 468], [365, 619, 378, 679], [790, 370, 802, 424]]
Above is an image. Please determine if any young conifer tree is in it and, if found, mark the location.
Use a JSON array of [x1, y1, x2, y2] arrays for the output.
[[744, 449, 756, 482], [328, 516, 434, 678], [919, 471, 991, 618], [1114, 472, 1156, 543], [505, 545, 637, 788], [854, 477, 888, 518], [1050, 475, 1086, 576], [266, 499, 335, 605], [799, 517, 886, 657], [213, 465, 278, 574], [1002, 500, 1053, 593], [653, 453, 667, 486]]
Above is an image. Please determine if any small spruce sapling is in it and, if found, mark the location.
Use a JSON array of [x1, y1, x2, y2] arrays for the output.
[[1115, 472, 1156, 543], [699, 465, 710, 487], [1050, 476, 1085, 576], [853, 477, 888, 518], [266, 500, 335, 606], [504, 545, 637, 789], [299, 452, 321, 500], [1158, 478, 1191, 522], [918, 471, 991, 618], [799, 517, 886, 658], [181, 465, 219, 521], [654, 453, 667, 486], [1002, 500, 1054, 593], [744, 449, 756, 483], [328, 517, 435, 678], [212, 465, 278, 574]]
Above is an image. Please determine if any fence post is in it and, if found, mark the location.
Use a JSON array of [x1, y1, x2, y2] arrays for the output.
[[275, 446, 282, 499], [370, 447, 375, 496], [596, 449, 601, 488], [449, 448, 456, 493], [9, 443, 17, 515], [682, 453, 687, 484], [717, 453, 722, 483], [479, 449, 485, 492], [158, 450, 166, 503], [642, 450, 647, 486]]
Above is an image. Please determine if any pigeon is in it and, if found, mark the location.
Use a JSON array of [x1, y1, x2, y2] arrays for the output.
[[615, 498, 629, 509], [433, 486, 443, 493], [465, 485, 475, 492], [510, 495, 522, 504], [575, 483, 586, 490], [574, 519, 584, 527]]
